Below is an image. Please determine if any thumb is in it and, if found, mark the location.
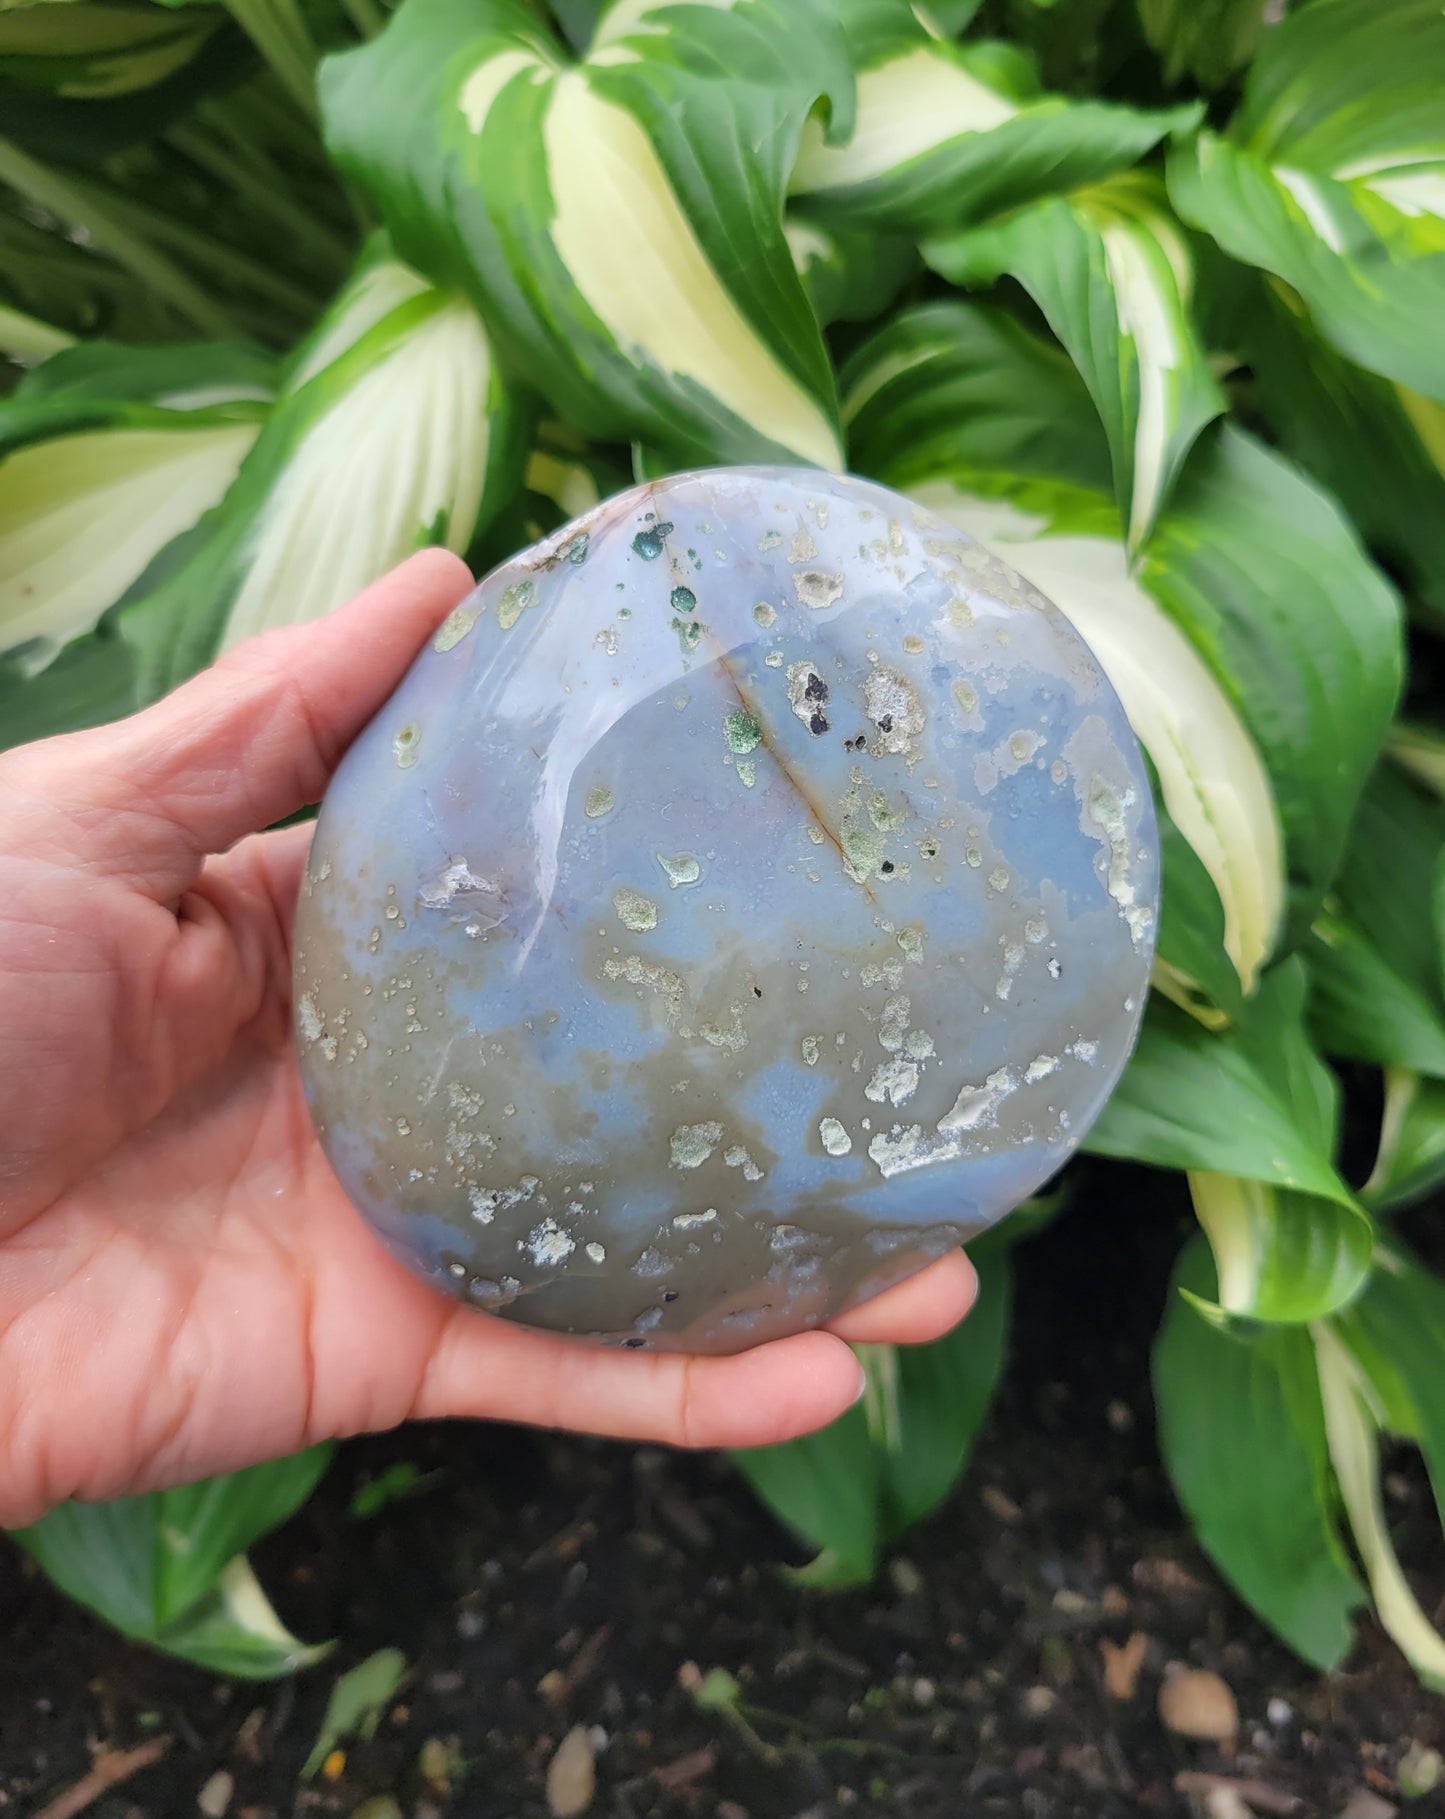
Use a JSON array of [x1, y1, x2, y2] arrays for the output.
[[4, 549, 475, 901]]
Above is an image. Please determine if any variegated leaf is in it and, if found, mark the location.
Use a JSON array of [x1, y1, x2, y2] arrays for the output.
[[0, 240, 523, 747], [1243, 281, 1445, 629], [925, 176, 1225, 547], [0, 339, 274, 671], [788, 0, 1194, 236], [0, 1, 218, 101], [1188, 1172, 1371, 1323], [1168, 0, 1445, 400], [321, 0, 848, 469], [1314, 1323, 1445, 1690]]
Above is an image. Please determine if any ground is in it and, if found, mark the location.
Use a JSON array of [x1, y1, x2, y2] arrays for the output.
[[2, 1165, 1442, 1819]]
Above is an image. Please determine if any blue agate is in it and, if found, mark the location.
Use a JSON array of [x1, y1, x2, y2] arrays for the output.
[[293, 468, 1157, 1352]]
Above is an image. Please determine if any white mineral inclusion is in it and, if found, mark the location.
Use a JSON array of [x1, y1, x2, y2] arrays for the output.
[[293, 466, 1159, 1355]]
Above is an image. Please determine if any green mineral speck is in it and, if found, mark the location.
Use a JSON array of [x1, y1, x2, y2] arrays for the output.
[[394, 722, 421, 768], [840, 784, 887, 882], [631, 519, 673, 560], [497, 579, 536, 629], [752, 601, 776, 627], [673, 616, 701, 653], [670, 585, 697, 613], [736, 759, 756, 788], [612, 887, 658, 932], [433, 605, 478, 652], [867, 794, 904, 832], [561, 530, 589, 564], [724, 708, 762, 755]]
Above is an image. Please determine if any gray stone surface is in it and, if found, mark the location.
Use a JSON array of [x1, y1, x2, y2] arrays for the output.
[[294, 468, 1157, 1351]]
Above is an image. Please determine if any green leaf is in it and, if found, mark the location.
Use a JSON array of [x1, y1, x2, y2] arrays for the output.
[[321, 0, 847, 469], [149, 1447, 334, 1627], [732, 1245, 1012, 1583], [1232, 957, 1340, 1156], [730, 1401, 882, 1586], [925, 176, 1225, 546], [1086, 996, 1354, 1205], [1329, 760, 1445, 1010], [1137, 0, 1267, 90], [1307, 758, 1445, 1087], [877, 1240, 1010, 1536], [843, 297, 1115, 496], [1167, 0, 1445, 401], [14, 1448, 333, 1677], [1186, 1173, 1371, 1323], [1242, 282, 1445, 629], [0, 299, 72, 363], [0, 339, 272, 669], [0, 239, 523, 748], [0, 2, 219, 100], [1308, 910, 1445, 1078], [1151, 797, 1244, 1027], [1341, 1244, 1445, 1526], [1139, 424, 1403, 936], [1153, 1236, 1364, 1670], [784, 210, 917, 328], [1364, 1070, 1445, 1211], [1162, 962, 1371, 1323], [302, 1648, 409, 1778], [149, 1557, 333, 1680], [1314, 1322, 1445, 1691], [788, 0, 1193, 237]]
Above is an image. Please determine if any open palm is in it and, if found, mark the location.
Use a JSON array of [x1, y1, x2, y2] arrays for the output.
[[0, 552, 974, 1530]]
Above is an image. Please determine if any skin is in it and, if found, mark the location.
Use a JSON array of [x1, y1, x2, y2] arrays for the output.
[[0, 550, 976, 1531]]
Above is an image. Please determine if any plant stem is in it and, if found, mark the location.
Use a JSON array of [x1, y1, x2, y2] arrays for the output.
[[166, 122, 355, 279], [221, 0, 319, 120], [0, 138, 239, 340], [80, 175, 325, 323], [0, 303, 74, 363], [855, 1343, 903, 1452], [340, 0, 388, 39]]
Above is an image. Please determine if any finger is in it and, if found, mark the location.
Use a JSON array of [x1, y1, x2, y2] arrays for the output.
[[824, 1249, 978, 1346], [4, 548, 474, 901], [413, 1312, 867, 1450]]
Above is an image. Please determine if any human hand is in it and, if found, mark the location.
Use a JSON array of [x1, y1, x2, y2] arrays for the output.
[[0, 551, 976, 1528]]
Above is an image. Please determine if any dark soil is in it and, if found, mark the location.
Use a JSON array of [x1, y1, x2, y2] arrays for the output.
[[3, 1165, 1442, 1819]]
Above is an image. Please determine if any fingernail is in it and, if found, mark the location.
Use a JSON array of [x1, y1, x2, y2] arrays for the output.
[[850, 1365, 868, 1406]]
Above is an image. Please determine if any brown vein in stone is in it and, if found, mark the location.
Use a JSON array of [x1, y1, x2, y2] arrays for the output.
[[712, 642, 882, 912]]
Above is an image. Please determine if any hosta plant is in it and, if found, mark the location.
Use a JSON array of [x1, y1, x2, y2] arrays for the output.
[[2, 0, 1444, 1689]]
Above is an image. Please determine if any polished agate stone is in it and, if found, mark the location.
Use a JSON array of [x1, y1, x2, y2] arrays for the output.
[[294, 468, 1157, 1352]]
